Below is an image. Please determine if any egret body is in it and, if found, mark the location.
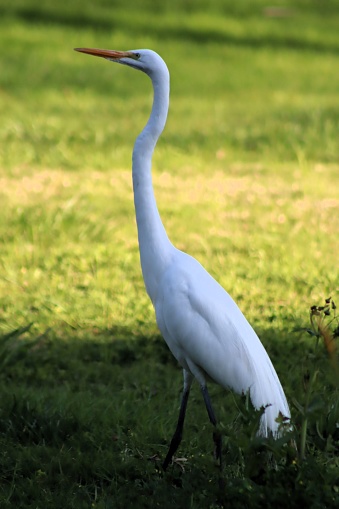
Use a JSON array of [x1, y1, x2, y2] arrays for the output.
[[75, 48, 290, 469]]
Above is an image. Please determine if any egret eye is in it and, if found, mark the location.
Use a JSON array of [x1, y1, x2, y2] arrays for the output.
[[134, 52, 141, 59]]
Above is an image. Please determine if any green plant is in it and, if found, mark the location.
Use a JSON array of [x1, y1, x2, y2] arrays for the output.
[[293, 297, 338, 461]]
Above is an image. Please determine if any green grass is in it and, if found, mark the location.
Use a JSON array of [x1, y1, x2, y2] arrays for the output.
[[0, 1, 338, 507]]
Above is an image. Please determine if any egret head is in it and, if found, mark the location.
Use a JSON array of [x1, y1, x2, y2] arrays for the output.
[[74, 48, 168, 78]]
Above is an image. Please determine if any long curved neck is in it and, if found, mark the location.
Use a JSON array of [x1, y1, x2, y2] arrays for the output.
[[132, 66, 174, 302]]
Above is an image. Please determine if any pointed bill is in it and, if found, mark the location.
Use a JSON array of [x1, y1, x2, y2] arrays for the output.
[[74, 48, 137, 60]]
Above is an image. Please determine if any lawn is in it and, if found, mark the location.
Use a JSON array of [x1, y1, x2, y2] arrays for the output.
[[0, 1, 338, 507]]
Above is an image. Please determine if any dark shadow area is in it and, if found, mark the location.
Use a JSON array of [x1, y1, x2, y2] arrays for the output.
[[0, 321, 303, 392], [0, 323, 177, 391], [0, 7, 116, 32], [1, 7, 339, 55], [1, 322, 337, 508]]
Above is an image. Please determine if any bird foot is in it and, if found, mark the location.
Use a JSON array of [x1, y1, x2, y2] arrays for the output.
[[148, 453, 161, 464], [172, 456, 188, 472], [163, 455, 188, 472]]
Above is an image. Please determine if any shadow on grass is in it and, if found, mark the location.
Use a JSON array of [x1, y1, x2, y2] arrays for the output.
[[0, 321, 299, 393], [2, 323, 337, 508], [1, 6, 339, 55], [0, 323, 177, 391]]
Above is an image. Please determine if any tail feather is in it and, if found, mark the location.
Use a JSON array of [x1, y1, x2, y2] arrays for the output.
[[249, 347, 290, 437]]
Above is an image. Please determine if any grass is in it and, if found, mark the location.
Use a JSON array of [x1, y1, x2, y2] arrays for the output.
[[0, 0, 338, 507]]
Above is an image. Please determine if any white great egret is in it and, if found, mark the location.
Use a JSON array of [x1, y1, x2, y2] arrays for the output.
[[75, 48, 291, 470]]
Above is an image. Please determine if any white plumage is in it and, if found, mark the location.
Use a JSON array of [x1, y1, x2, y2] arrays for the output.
[[155, 250, 290, 436], [75, 47, 290, 468]]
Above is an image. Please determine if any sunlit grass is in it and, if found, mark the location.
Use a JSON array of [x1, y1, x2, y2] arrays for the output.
[[1, 160, 337, 334]]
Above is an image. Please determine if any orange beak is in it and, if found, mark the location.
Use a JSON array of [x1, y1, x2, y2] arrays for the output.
[[74, 48, 136, 60]]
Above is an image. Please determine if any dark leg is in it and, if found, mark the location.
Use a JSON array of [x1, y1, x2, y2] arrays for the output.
[[201, 385, 222, 469], [162, 385, 190, 471], [163, 370, 193, 471]]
